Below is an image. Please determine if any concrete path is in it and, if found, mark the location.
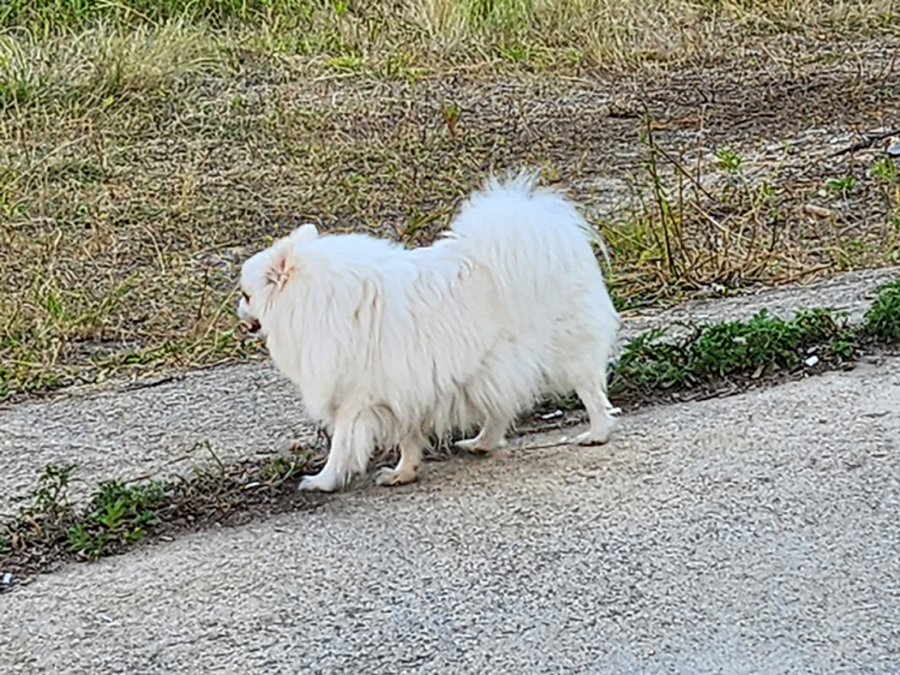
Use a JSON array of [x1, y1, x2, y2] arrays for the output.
[[2, 357, 899, 673]]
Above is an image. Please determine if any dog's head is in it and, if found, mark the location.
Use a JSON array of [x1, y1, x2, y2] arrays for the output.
[[237, 223, 319, 336]]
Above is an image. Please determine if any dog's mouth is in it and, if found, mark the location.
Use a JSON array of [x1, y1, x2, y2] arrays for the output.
[[246, 318, 262, 334]]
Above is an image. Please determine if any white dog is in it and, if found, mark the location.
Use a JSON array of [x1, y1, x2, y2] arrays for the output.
[[238, 172, 620, 492]]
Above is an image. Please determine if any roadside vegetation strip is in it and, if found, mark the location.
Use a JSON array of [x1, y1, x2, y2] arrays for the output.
[[610, 308, 858, 395], [1, 277, 897, 589], [0, 442, 333, 589]]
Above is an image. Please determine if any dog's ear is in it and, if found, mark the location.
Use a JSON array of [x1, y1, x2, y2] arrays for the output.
[[289, 223, 319, 246], [266, 237, 298, 290]]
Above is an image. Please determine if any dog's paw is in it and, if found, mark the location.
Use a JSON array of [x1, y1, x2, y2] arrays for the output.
[[297, 473, 340, 492], [374, 466, 418, 487], [455, 437, 507, 455], [572, 415, 618, 446], [571, 429, 610, 446]]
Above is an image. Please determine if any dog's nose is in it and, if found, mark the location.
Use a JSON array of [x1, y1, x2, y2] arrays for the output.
[[247, 319, 261, 334]]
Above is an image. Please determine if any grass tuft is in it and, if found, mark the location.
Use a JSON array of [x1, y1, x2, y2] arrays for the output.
[[863, 277, 900, 342]]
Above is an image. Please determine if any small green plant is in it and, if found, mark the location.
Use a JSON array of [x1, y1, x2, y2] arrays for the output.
[[25, 463, 78, 519], [67, 479, 167, 559], [325, 54, 364, 73], [615, 112, 798, 294], [67, 524, 111, 559], [613, 326, 687, 390], [331, 0, 351, 19], [871, 157, 898, 183], [826, 175, 855, 195], [863, 278, 900, 341], [260, 456, 301, 483], [566, 49, 583, 64], [715, 147, 743, 172], [498, 43, 534, 62], [442, 101, 462, 139], [829, 338, 856, 359]]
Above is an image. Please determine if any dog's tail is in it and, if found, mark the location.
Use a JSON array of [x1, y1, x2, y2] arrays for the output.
[[449, 168, 612, 271]]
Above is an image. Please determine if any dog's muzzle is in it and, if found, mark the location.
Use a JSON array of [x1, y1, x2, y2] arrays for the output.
[[246, 319, 262, 334]]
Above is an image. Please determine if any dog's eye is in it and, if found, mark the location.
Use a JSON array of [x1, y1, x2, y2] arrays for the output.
[[241, 291, 250, 303]]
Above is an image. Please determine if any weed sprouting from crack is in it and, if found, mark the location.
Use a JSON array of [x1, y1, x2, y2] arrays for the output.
[[23, 463, 79, 520]]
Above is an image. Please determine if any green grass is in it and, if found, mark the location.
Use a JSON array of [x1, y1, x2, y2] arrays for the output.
[[1, 0, 304, 27], [3, 1, 898, 69], [864, 277, 900, 341], [612, 308, 858, 393]]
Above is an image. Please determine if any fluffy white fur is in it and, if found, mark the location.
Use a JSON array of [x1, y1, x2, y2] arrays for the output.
[[238, 172, 621, 492]]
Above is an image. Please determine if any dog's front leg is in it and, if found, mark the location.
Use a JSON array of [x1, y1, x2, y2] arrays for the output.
[[299, 415, 358, 492]]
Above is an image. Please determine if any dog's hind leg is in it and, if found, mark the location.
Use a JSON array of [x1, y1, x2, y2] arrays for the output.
[[299, 412, 374, 492], [375, 429, 424, 487], [456, 414, 510, 455], [572, 385, 617, 446]]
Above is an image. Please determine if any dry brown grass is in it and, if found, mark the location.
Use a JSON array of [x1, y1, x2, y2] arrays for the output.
[[1, 2, 899, 400]]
